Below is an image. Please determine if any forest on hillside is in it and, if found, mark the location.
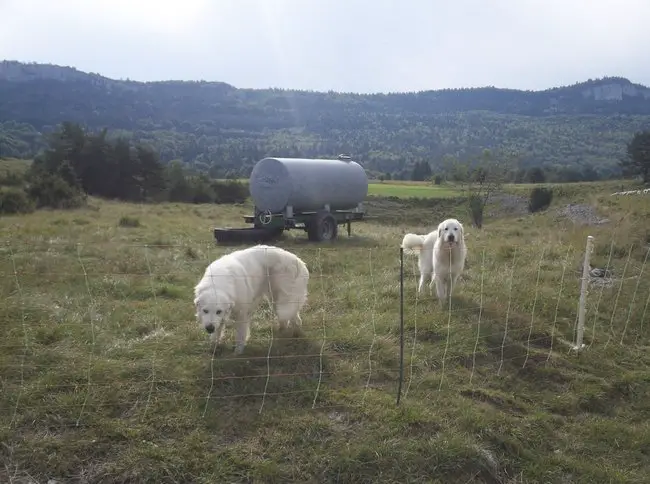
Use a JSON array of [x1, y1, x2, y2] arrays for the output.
[[1, 62, 650, 181], [0, 121, 249, 215]]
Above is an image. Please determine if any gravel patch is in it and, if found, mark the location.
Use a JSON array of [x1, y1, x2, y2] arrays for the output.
[[486, 194, 529, 217], [557, 203, 609, 226]]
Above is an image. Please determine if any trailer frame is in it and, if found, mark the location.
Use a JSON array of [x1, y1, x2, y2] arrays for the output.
[[214, 202, 366, 244]]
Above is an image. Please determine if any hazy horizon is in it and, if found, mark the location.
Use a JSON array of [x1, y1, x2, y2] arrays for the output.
[[3, 58, 646, 95], [1, 0, 649, 94]]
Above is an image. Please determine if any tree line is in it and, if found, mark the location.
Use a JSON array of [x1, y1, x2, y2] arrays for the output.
[[404, 154, 595, 185], [2, 123, 648, 216], [0, 122, 248, 214]]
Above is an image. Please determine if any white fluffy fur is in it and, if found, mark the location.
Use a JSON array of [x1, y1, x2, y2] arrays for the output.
[[401, 218, 468, 301], [193, 245, 309, 354]]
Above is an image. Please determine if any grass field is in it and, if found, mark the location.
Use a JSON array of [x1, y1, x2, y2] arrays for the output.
[[2, 184, 650, 483], [367, 182, 461, 198], [367, 179, 631, 200]]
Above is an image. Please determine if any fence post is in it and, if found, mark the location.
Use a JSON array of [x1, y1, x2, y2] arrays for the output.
[[396, 247, 405, 405], [573, 235, 594, 352]]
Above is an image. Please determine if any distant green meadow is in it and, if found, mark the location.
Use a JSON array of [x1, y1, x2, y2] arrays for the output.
[[367, 182, 461, 198]]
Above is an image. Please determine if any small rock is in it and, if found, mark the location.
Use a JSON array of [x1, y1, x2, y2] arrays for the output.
[[590, 267, 612, 278]]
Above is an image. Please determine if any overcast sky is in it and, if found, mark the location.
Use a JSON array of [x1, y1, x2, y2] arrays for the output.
[[1, 0, 648, 93]]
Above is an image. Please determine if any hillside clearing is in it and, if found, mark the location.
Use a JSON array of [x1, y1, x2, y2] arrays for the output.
[[1, 186, 649, 483]]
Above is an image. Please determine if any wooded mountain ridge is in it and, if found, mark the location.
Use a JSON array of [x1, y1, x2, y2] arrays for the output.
[[1, 60, 650, 181]]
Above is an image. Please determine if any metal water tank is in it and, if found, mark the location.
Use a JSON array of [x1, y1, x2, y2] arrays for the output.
[[249, 157, 369, 213]]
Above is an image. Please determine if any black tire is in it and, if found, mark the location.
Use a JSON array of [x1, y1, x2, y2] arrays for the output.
[[307, 211, 338, 242]]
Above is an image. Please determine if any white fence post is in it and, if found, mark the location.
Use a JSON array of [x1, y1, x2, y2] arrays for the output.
[[573, 235, 594, 351]]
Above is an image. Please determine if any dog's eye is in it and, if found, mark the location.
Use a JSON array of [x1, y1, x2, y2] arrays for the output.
[[202, 309, 209, 314], [444, 227, 448, 231], [216, 310, 222, 315], [454, 227, 458, 231]]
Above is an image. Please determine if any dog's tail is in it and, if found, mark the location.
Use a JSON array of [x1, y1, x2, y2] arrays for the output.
[[401, 233, 426, 255]]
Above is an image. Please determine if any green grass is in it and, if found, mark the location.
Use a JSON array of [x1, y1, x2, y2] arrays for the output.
[[1, 184, 650, 482], [368, 181, 461, 198], [368, 179, 632, 200], [0, 157, 31, 175]]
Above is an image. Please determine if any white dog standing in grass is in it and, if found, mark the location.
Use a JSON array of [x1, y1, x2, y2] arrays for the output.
[[193, 245, 310, 354], [401, 218, 468, 301]]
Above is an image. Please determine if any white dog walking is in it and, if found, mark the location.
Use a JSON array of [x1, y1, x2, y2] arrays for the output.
[[193, 245, 310, 354], [401, 218, 468, 301]]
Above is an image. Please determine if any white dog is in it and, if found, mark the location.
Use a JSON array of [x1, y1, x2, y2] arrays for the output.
[[401, 218, 467, 301], [193, 245, 310, 354]]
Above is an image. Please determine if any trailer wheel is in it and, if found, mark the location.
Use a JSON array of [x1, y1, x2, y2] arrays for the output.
[[307, 211, 338, 242]]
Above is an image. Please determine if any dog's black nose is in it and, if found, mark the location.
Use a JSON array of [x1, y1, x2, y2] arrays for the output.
[[448, 234, 455, 242], [205, 324, 215, 334]]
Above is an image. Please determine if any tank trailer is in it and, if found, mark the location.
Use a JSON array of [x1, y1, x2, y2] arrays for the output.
[[214, 155, 369, 244]]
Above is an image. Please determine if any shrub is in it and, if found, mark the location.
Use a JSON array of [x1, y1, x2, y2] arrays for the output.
[[190, 178, 216, 204], [118, 216, 141, 228], [0, 187, 35, 214], [0, 171, 25, 187], [27, 172, 87, 209], [212, 180, 249, 204], [528, 187, 554, 213]]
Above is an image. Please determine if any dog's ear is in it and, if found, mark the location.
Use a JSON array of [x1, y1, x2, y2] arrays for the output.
[[437, 222, 444, 239]]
